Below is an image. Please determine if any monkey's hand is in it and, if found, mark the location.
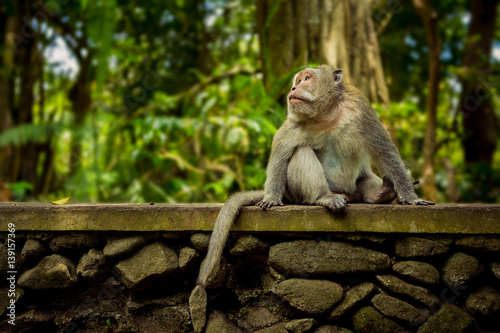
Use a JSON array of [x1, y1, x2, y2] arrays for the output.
[[398, 196, 435, 206], [317, 193, 348, 212], [256, 197, 284, 210]]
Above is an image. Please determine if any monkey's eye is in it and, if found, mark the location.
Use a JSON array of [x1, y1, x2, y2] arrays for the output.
[[305, 76, 311, 81]]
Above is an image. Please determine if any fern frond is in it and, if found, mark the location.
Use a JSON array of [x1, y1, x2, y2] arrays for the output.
[[0, 123, 63, 147]]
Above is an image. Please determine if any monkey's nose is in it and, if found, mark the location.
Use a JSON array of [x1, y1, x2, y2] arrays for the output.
[[291, 86, 296, 91]]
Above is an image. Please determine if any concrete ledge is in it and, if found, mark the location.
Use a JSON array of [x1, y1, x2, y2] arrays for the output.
[[1, 203, 499, 233]]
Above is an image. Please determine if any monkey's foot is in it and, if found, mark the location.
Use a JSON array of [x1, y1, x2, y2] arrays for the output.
[[189, 285, 207, 333], [400, 179, 434, 205], [413, 199, 435, 205], [373, 176, 397, 204], [256, 197, 284, 210], [317, 193, 348, 212], [398, 196, 435, 206]]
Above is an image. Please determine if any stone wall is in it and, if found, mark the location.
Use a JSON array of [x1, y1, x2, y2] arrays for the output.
[[1, 203, 500, 333]]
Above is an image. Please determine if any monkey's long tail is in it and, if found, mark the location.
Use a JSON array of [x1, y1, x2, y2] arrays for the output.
[[196, 190, 265, 287]]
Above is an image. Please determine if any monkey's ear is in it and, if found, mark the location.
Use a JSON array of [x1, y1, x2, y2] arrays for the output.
[[333, 69, 343, 83]]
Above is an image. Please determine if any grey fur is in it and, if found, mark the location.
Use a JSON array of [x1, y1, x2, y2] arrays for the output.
[[197, 64, 433, 287], [191, 65, 433, 331], [196, 190, 264, 287], [258, 64, 434, 209]]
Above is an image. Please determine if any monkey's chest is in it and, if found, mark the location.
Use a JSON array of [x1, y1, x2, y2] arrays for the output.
[[317, 147, 347, 175]]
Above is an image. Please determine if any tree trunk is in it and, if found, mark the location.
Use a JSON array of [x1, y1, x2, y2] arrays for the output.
[[69, 56, 92, 175], [0, 13, 15, 183], [413, 0, 440, 202], [3, 0, 39, 195], [45, 10, 95, 178], [256, 0, 389, 105], [459, 0, 499, 201]]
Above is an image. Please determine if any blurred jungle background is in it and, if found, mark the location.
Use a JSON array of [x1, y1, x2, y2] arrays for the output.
[[0, 0, 499, 203]]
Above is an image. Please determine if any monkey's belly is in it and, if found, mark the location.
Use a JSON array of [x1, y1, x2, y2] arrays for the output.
[[324, 169, 358, 194], [320, 152, 368, 195]]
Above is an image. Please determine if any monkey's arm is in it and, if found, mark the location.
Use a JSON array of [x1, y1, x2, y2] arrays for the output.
[[365, 119, 434, 205], [257, 122, 299, 210]]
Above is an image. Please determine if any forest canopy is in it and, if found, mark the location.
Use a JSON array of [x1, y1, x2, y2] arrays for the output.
[[0, 0, 499, 203]]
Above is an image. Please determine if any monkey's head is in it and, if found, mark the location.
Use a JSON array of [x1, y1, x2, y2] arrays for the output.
[[287, 65, 344, 122]]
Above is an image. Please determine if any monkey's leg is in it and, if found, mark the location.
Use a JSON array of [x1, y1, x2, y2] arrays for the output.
[[286, 145, 347, 211], [356, 172, 397, 204]]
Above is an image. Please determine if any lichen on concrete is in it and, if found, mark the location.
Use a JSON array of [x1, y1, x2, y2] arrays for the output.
[[1, 203, 500, 332]]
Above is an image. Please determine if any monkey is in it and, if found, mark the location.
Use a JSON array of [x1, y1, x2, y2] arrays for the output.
[[189, 65, 433, 331]]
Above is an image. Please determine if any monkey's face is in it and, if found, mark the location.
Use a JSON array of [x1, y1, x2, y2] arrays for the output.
[[287, 66, 344, 122], [287, 69, 319, 121]]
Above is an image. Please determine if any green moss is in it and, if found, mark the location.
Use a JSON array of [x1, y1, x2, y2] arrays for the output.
[[352, 306, 404, 333], [418, 304, 474, 333], [1, 203, 499, 233]]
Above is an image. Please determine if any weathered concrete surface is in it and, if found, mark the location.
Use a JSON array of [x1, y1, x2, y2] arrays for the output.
[[1, 203, 499, 233]]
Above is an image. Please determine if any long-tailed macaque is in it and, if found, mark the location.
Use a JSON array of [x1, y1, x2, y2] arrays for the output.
[[190, 65, 434, 331]]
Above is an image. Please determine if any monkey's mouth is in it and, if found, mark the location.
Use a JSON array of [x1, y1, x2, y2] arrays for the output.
[[289, 96, 306, 103]]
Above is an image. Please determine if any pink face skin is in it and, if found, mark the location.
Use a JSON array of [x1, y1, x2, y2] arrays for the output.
[[288, 70, 315, 105]]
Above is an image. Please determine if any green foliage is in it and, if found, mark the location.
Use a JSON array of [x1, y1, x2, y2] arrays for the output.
[[377, 0, 468, 101], [0, 124, 63, 147], [2, 0, 498, 203], [43, 65, 282, 203], [8, 182, 33, 201], [86, 0, 117, 88]]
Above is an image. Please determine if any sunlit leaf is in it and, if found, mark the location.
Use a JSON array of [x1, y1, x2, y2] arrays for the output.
[[201, 97, 217, 116], [51, 196, 72, 205]]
